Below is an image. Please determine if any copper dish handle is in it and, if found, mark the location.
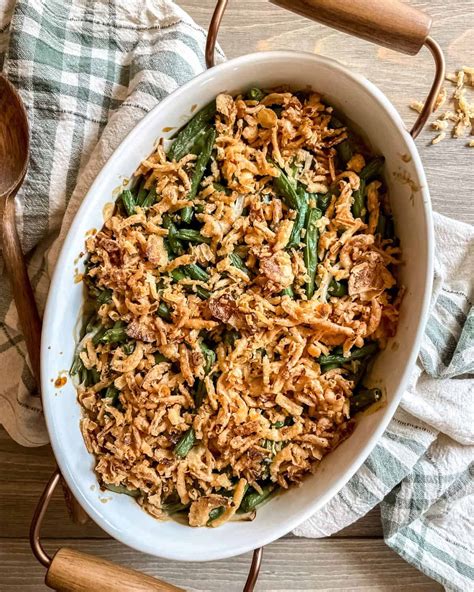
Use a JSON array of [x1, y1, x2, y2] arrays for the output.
[[31, 469, 263, 592], [206, 0, 445, 139]]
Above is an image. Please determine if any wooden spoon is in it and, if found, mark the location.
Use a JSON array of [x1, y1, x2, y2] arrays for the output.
[[0, 74, 88, 524], [0, 74, 42, 383]]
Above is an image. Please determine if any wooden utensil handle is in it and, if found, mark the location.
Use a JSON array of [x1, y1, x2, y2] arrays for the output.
[[2, 195, 89, 525], [269, 0, 432, 55], [1, 192, 42, 384], [45, 548, 184, 592]]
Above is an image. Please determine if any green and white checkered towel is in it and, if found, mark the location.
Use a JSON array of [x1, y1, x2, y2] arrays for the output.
[[0, 1, 472, 590]]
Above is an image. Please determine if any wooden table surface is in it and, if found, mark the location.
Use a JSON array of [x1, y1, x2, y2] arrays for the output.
[[1, 0, 472, 590]]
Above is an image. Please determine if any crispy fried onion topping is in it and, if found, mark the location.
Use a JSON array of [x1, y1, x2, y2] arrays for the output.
[[79, 89, 401, 527]]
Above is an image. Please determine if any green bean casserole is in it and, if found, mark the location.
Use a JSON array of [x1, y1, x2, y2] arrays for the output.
[[73, 88, 402, 527]]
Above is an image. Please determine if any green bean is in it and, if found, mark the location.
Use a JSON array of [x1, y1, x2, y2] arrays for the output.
[[194, 286, 211, 299], [80, 314, 95, 339], [262, 439, 283, 457], [229, 252, 250, 276], [174, 428, 196, 458], [98, 323, 128, 345], [351, 178, 366, 220], [329, 113, 354, 164], [161, 501, 189, 514], [223, 329, 240, 347], [320, 362, 342, 373], [135, 176, 148, 205], [352, 157, 385, 220], [318, 193, 331, 212], [187, 128, 216, 200], [193, 341, 216, 409], [170, 269, 186, 283], [194, 379, 207, 408], [234, 245, 250, 258], [246, 87, 265, 102], [328, 278, 348, 297], [181, 127, 216, 223], [91, 325, 107, 345], [121, 189, 136, 217], [122, 341, 135, 355], [70, 353, 83, 376], [84, 278, 101, 301], [207, 506, 225, 525], [162, 215, 184, 256], [172, 268, 210, 299], [84, 256, 96, 274], [104, 483, 141, 498], [337, 140, 353, 164], [85, 314, 100, 335], [273, 417, 293, 428], [180, 209, 194, 225], [168, 100, 216, 161], [280, 286, 294, 297], [304, 207, 322, 299], [97, 288, 112, 305], [103, 385, 120, 405], [183, 264, 209, 283], [287, 187, 308, 249], [213, 182, 231, 195], [154, 352, 169, 364], [318, 342, 378, 366], [174, 229, 211, 244], [140, 186, 157, 209], [79, 365, 88, 385], [352, 356, 372, 388], [273, 165, 301, 210], [157, 302, 172, 322], [86, 368, 100, 387], [360, 156, 385, 182], [376, 212, 386, 236], [200, 342, 216, 374], [238, 484, 276, 514], [350, 387, 382, 414], [377, 212, 395, 240]]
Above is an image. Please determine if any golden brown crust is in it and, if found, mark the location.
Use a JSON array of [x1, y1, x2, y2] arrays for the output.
[[77, 89, 401, 527]]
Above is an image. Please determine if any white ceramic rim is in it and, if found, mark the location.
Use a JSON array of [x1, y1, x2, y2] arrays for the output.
[[41, 50, 434, 561]]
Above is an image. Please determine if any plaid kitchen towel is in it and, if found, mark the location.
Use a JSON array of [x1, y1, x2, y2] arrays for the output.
[[0, 1, 472, 590], [0, 0, 223, 445], [294, 212, 474, 591]]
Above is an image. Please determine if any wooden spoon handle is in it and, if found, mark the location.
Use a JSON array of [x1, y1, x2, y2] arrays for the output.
[[1, 192, 42, 384], [1, 193, 89, 525], [269, 0, 432, 55], [45, 548, 184, 592]]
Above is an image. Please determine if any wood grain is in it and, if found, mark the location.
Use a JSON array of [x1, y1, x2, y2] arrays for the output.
[[0, 538, 442, 592], [45, 548, 184, 592], [270, 0, 432, 55], [0, 192, 42, 385], [0, 76, 41, 386]]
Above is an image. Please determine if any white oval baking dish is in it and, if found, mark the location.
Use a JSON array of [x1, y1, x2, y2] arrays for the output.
[[41, 50, 435, 562]]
